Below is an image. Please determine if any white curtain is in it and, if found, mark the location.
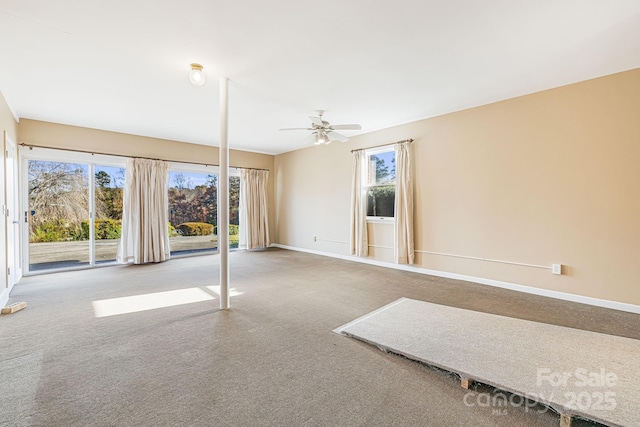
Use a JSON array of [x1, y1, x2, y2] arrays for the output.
[[350, 150, 368, 257], [394, 141, 414, 264], [239, 169, 270, 250], [117, 158, 170, 264]]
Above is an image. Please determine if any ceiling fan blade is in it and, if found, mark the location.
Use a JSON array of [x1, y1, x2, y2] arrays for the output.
[[309, 116, 324, 127], [327, 131, 349, 143], [331, 124, 362, 130], [279, 127, 311, 131]]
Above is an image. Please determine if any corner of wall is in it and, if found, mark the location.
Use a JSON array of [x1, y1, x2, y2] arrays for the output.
[[0, 289, 9, 308]]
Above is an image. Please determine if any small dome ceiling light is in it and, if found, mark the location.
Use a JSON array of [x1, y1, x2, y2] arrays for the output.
[[189, 63, 206, 86]]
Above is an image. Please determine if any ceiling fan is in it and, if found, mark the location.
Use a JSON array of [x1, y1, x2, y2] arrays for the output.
[[279, 110, 362, 145]]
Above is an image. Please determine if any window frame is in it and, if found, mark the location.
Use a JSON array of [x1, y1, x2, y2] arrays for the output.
[[365, 146, 396, 222]]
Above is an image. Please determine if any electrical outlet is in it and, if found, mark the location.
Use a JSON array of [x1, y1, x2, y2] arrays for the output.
[[552, 264, 562, 275], [313, 236, 317, 242]]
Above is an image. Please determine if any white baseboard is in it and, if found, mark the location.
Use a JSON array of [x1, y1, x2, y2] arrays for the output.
[[271, 244, 640, 315]]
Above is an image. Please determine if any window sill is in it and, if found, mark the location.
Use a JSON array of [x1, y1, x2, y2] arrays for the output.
[[366, 217, 394, 224]]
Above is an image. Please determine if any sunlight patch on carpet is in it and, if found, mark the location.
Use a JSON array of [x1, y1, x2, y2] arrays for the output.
[[92, 286, 242, 317]]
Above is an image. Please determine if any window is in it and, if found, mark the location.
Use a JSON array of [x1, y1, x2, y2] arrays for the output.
[[366, 148, 396, 218], [167, 168, 240, 256]]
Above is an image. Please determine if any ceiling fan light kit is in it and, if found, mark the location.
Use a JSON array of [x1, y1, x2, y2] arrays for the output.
[[314, 132, 329, 145], [280, 110, 362, 146]]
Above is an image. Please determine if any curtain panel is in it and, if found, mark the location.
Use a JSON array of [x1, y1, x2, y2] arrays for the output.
[[394, 141, 415, 264], [239, 169, 270, 250], [350, 150, 368, 257], [117, 158, 170, 264]]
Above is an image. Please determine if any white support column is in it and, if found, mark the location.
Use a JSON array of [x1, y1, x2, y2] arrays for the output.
[[89, 164, 96, 265], [219, 77, 230, 310]]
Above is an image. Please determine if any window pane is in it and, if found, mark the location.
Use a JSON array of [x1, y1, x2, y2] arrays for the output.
[[28, 160, 90, 271], [368, 151, 396, 185], [367, 185, 395, 217], [94, 166, 125, 264]]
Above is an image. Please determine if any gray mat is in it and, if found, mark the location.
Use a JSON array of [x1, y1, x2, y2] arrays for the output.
[[335, 298, 640, 427]]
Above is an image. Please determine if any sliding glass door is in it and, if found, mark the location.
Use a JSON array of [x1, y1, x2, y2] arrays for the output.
[[94, 165, 125, 264], [22, 148, 240, 273], [168, 171, 218, 256], [27, 160, 91, 271], [23, 149, 126, 274], [168, 170, 240, 257]]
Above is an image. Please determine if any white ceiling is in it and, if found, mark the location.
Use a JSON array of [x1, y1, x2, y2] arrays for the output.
[[1, 1, 639, 155]]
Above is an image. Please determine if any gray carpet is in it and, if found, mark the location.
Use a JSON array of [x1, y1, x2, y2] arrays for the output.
[[1, 248, 639, 427], [336, 298, 640, 427]]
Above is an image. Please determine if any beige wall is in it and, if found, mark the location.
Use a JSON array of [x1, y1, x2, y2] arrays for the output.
[[274, 68, 640, 307], [18, 119, 276, 243]]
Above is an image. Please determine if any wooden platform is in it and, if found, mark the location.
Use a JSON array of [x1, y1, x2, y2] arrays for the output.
[[1, 302, 26, 314], [334, 298, 640, 427]]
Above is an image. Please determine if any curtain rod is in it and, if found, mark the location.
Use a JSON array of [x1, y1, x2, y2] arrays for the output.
[[350, 138, 414, 153], [18, 142, 270, 172]]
